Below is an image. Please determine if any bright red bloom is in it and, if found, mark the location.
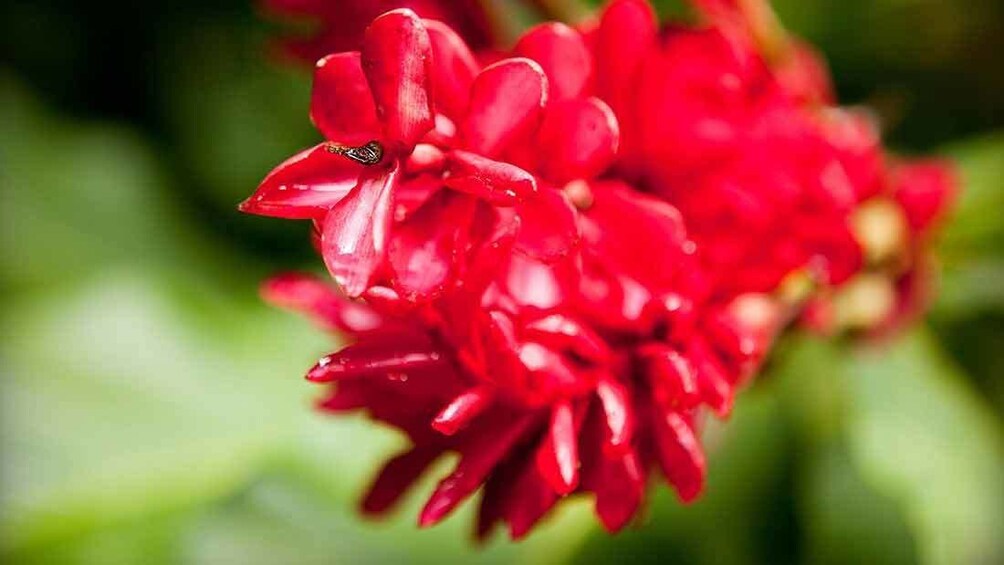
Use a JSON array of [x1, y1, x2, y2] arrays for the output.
[[244, 0, 955, 541], [262, 0, 494, 64], [242, 10, 611, 300]]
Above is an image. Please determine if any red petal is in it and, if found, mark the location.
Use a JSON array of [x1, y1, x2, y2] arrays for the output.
[[653, 410, 706, 502], [513, 23, 592, 101], [523, 314, 610, 364], [444, 150, 538, 206], [260, 272, 383, 333], [639, 343, 700, 409], [594, 0, 656, 170], [506, 458, 560, 540], [321, 164, 399, 297], [362, 9, 435, 152], [431, 386, 494, 436], [505, 253, 575, 310], [595, 377, 634, 452], [535, 400, 580, 494], [306, 341, 445, 382], [514, 189, 580, 262], [890, 159, 958, 232], [690, 341, 735, 417], [589, 450, 644, 532], [239, 143, 363, 219], [536, 97, 619, 183], [419, 413, 535, 527], [595, 0, 657, 113], [310, 52, 381, 143], [388, 191, 476, 301], [361, 446, 443, 514], [585, 182, 689, 292], [424, 18, 479, 121], [462, 58, 548, 158]]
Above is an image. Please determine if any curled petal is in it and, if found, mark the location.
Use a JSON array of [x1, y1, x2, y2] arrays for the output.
[[536, 97, 619, 183], [321, 164, 399, 297], [513, 22, 592, 101], [239, 143, 363, 219], [444, 150, 538, 206], [362, 9, 435, 152], [311, 52, 381, 143], [462, 58, 548, 158], [424, 18, 479, 121], [638, 343, 700, 409]]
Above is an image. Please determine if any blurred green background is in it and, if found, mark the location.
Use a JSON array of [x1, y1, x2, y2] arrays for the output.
[[1, 0, 1001, 563]]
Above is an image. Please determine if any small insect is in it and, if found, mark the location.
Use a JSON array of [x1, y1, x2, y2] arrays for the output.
[[326, 141, 384, 165]]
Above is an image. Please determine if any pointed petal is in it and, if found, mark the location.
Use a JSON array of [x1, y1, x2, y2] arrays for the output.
[[537, 97, 619, 183], [419, 413, 535, 527], [639, 343, 700, 409], [321, 164, 399, 297], [388, 191, 476, 301], [306, 341, 445, 382], [444, 150, 538, 206], [361, 446, 443, 514], [595, 377, 634, 452], [424, 18, 479, 121], [513, 23, 592, 101], [523, 314, 610, 364], [239, 143, 363, 219], [462, 58, 548, 158], [535, 400, 580, 494], [431, 386, 494, 436], [514, 189, 580, 262], [690, 340, 736, 417], [311, 52, 381, 143], [260, 272, 383, 333], [653, 410, 706, 502], [362, 9, 435, 151], [589, 450, 644, 532], [506, 459, 560, 540]]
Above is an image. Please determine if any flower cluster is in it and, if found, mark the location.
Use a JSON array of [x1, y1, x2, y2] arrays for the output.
[[241, 0, 955, 540]]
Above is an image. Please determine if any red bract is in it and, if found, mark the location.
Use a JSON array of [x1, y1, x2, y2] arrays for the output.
[[242, 9, 613, 300], [261, 0, 493, 64], [244, 0, 955, 542]]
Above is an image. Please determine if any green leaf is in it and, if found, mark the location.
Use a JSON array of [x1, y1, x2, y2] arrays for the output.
[[843, 330, 1004, 565]]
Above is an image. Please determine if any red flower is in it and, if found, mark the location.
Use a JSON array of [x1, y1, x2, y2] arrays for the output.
[[262, 0, 494, 64], [241, 10, 615, 300], [242, 0, 955, 541]]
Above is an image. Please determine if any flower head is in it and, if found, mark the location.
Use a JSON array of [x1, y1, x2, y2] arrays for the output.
[[244, 0, 956, 541]]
